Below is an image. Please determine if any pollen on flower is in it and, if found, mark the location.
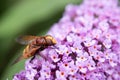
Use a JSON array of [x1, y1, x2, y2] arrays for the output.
[[47, 72, 50, 75], [53, 56, 56, 59], [72, 75, 75, 78], [110, 59, 113, 62], [75, 47, 78, 50], [87, 64, 90, 67], [106, 34, 110, 38], [96, 56, 100, 60], [13, 0, 120, 80], [93, 45, 96, 49], [71, 69, 74, 72], [79, 66, 82, 69], [66, 51, 69, 53], [61, 72, 64, 76], [64, 63, 68, 67], [81, 56, 84, 59]]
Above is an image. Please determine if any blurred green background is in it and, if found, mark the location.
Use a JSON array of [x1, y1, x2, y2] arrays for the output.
[[0, 0, 82, 79]]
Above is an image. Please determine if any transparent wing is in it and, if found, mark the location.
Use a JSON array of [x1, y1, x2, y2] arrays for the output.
[[15, 35, 38, 45], [11, 55, 24, 65]]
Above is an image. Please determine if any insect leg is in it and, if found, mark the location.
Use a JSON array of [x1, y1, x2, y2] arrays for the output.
[[48, 45, 58, 49], [30, 55, 36, 63]]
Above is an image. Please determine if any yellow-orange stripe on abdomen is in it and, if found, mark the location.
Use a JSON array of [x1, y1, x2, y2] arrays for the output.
[[23, 45, 40, 59]]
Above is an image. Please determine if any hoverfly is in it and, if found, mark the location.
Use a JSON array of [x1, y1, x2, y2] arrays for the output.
[[13, 35, 57, 64]]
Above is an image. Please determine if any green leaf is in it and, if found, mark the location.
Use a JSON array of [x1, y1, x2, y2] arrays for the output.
[[2, 60, 25, 80]]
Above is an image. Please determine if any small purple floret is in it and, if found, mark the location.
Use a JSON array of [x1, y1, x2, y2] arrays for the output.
[[13, 0, 120, 80]]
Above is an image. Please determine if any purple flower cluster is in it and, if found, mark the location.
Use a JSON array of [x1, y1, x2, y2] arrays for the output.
[[13, 0, 120, 80]]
